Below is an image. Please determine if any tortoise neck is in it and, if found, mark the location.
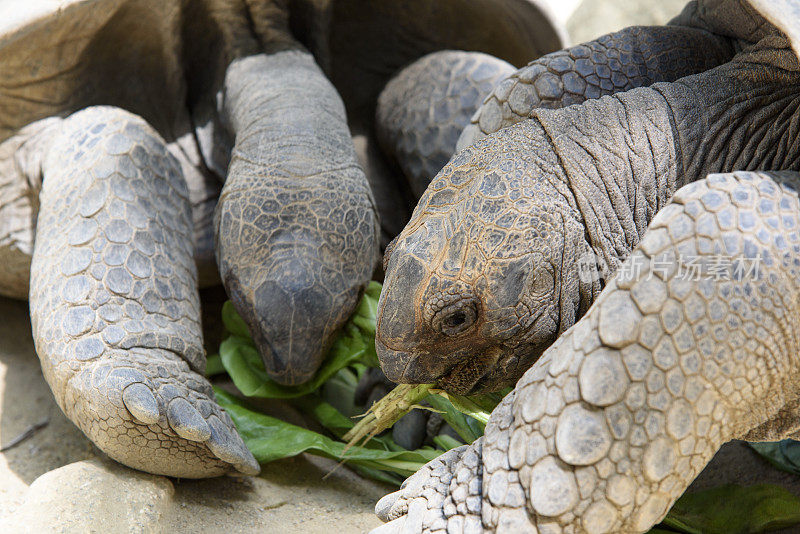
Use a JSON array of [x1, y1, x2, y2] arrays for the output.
[[656, 49, 800, 192], [533, 88, 682, 278]]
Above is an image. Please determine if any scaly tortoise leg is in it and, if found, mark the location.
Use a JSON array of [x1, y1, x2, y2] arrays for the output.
[[374, 170, 800, 533], [375, 50, 515, 198], [458, 24, 734, 149], [30, 106, 258, 478]]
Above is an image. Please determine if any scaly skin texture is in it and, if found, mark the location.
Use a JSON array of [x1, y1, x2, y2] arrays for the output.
[[216, 50, 379, 385], [377, 3, 800, 394], [376, 51, 515, 198], [374, 170, 800, 533], [457, 24, 735, 150], [0, 117, 61, 299], [7, 0, 376, 477], [375, 0, 800, 531], [30, 107, 258, 478]]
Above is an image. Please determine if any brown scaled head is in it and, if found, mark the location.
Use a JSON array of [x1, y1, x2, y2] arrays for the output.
[[376, 123, 599, 394]]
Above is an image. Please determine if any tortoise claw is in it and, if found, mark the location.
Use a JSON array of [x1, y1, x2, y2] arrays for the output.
[[167, 397, 212, 442], [121, 382, 160, 425], [375, 490, 403, 522], [207, 414, 260, 476]]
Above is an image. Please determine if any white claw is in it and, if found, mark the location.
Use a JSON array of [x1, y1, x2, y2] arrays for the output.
[[206, 414, 260, 475], [375, 490, 403, 521]]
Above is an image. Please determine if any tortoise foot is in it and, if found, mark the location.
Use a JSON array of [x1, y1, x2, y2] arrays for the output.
[[64, 348, 259, 478]]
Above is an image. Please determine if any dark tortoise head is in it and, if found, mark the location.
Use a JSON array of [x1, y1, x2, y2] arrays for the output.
[[216, 174, 379, 386], [376, 125, 598, 394]]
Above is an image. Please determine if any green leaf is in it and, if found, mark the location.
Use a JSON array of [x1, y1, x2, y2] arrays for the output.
[[351, 281, 380, 336], [350, 464, 405, 486], [291, 394, 356, 439], [219, 322, 371, 399], [364, 280, 382, 302], [658, 484, 800, 534], [749, 440, 800, 476], [205, 353, 225, 376], [433, 434, 464, 451], [221, 301, 251, 338], [219, 336, 285, 397], [426, 394, 483, 443], [432, 390, 491, 425], [464, 391, 507, 413], [215, 388, 440, 478]]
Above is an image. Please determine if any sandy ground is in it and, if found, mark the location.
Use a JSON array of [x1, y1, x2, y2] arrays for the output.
[[0, 294, 391, 532], [2, 0, 800, 532]]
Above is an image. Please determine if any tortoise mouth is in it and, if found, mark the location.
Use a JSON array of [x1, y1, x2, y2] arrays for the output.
[[376, 335, 506, 394], [376, 337, 436, 384], [436, 366, 491, 395], [435, 348, 503, 395]]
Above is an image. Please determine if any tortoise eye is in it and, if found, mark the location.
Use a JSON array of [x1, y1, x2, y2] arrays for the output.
[[531, 265, 555, 295], [432, 299, 478, 336], [444, 311, 467, 328]]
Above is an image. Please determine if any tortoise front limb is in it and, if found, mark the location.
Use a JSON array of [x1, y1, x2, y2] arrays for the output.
[[458, 24, 734, 149], [30, 106, 258, 478], [375, 51, 515, 198], [374, 170, 800, 533]]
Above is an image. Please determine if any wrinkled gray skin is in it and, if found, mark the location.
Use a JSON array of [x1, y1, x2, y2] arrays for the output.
[[0, 0, 564, 478], [374, 0, 800, 532]]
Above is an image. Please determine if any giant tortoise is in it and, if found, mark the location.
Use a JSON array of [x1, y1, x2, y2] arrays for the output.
[[373, 0, 800, 532], [0, 0, 563, 478]]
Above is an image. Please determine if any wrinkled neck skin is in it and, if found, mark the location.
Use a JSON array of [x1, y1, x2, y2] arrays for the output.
[[182, 0, 300, 180], [533, 90, 681, 280], [661, 37, 800, 184], [535, 34, 800, 285]]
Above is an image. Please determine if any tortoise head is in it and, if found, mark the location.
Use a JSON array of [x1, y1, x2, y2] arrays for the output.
[[376, 128, 598, 394]]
